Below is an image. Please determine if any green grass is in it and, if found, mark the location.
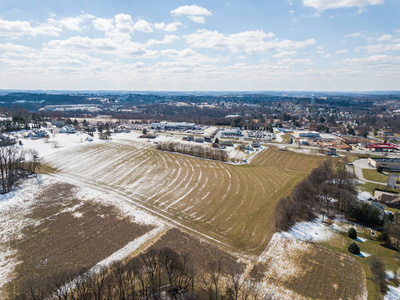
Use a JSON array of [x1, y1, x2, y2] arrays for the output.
[[319, 225, 400, 300], [359, 182, 400, 194], [362, 169, 389, 183]]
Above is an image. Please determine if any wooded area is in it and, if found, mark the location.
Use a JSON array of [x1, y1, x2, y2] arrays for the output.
[[157, 142, 228, 162], [0, 145, 40, 194], [27, 247, 263, 300]]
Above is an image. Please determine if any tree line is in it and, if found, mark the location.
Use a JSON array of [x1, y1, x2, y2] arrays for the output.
[[157, 142, 228, 162], [26, 247, 268, 300], [274, 159, 359, 231], [0, 145, 40, 194]]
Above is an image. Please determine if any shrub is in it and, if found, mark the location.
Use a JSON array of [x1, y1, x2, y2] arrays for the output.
[[347, 202, 382, 226], [368, 255, 388, 293], [348, 228, 357, 239], [347, 242, 360, 255]]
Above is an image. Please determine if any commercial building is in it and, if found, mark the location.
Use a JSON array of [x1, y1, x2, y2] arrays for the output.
[[221, 128, 242, 137], [151, 121, 200, 131]]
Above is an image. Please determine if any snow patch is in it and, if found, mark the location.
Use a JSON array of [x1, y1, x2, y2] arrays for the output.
[[355, 237, 367, 243], [0, 176, 54, 288], [281, 218, 333, 242], [386, 270, 396, 280], [75, 187, 162, 227], [385, 285, 400, 300], [358, 191, 373, 202], [72, 212, 83, 218], [358, 252, 371, 258]]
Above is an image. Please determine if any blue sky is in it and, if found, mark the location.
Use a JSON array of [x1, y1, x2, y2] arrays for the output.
[[0, 0, 399, 91]]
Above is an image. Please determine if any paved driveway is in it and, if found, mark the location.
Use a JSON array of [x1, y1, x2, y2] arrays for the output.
[[353, 159, 387, 185]]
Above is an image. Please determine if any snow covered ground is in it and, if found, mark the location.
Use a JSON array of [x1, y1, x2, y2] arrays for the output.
[[0, 176, 53, 288], [385, 285, 400, 300], [358, 191, 373, 202], [0, 172, 167, 292], [280, 217, 334, 242]]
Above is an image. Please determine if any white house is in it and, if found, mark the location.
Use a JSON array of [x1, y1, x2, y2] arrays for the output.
[[59, 125, 75, 134]]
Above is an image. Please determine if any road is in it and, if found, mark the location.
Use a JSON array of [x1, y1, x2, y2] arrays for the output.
[[352, 158, 387, 185]]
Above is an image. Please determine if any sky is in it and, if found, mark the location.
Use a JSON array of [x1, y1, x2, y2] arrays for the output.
[[0, 0, 399, 92]]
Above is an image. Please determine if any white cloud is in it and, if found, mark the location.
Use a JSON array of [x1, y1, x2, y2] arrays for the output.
[[114, 14, 134, 33], [185, 29, 315, 54], [153, 21, 182, 32], [361, 43, 400, 53], [160, 48, 227, 64], [0, 42, 32, 52], [377, 34, 393, 42], [146, 35, 179, 47], [57, 14, 94, 31], [93, 14, 135, 40], [335, 49, 348, 53], [303, 0, 384, 11], [338, 55, 400, 67], [171, 5, 212, 23], [278, 58, 312, 65], [171, 5, 212, 16], [273, 50, 297, 58], [0, 18, 61, 37], [188, 16, 206, 23], [93, 18, 114, 32], [46, 36, 159, 58], [345, 32, 364, 38], [133, 20, 153, 33]]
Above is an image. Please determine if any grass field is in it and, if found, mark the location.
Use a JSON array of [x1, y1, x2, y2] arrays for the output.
[[359, 182, 400, 194], [362, 169, 389, 183], [255, 234, 367, 299], [44, 140, 324, 254], [320, 224, 400, 300]]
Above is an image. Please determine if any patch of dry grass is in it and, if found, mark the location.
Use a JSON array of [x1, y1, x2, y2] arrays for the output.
[[255, 235, 366, 300]]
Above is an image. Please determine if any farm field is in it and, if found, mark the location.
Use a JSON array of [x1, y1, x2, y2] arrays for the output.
[[0, 179, 164, 298], [44, 138, 325, 254]]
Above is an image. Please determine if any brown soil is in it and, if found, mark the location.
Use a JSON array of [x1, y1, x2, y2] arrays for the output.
[[4, 182, 153, 298], [144, 228, 245, 275]]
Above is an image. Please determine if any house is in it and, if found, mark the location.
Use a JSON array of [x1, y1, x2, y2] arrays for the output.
[[252, 141, 260, 148], [220, 141, 234, 147], [369, 201, 386, 221], [25, 129, 49, 139], [377, 193, 400, 208], [204, 137, 212, 143], [51, 117, 66, 127], [0, 134, 16, 147], [59, 125, 75, 134], [195, 137, 204, 143], [378, 130, 394, 138], [245, 144, 254, 151]]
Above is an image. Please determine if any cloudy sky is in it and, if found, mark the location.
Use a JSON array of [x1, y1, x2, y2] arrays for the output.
[[0, 0, 399, 91]]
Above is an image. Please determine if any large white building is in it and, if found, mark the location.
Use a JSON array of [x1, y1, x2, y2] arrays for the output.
[[151, 121, 200, 131], [292, 131, 320, 139], [221, 127, 242, 137]]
